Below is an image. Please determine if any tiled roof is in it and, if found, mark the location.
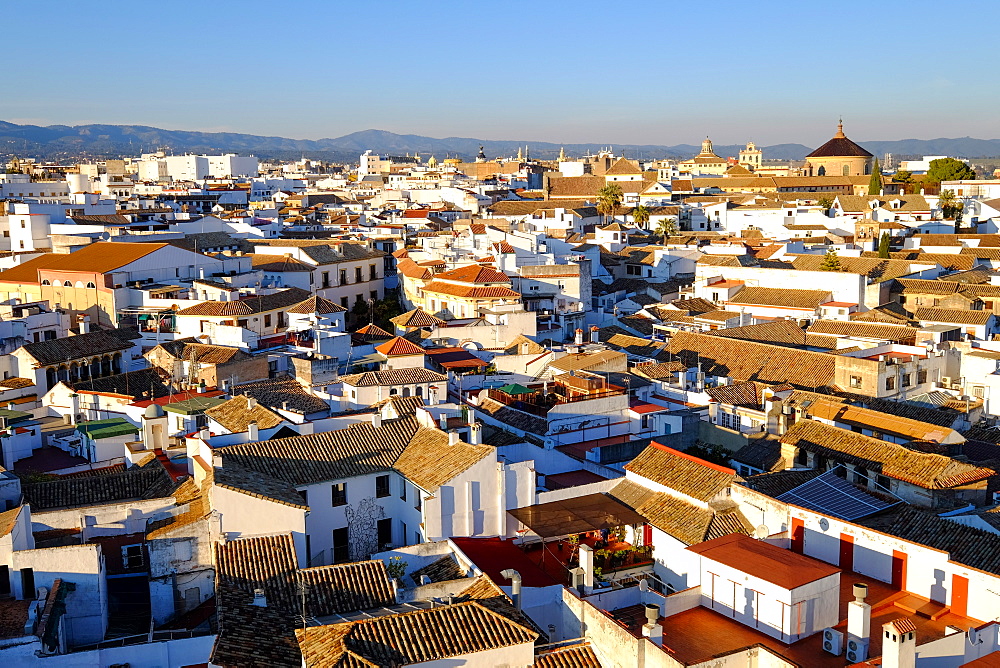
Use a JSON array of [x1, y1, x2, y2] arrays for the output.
[[206, 395, 285, 433], [250, 254, 315, 272], [709, 320, 807, 346], [705, 381, 770, 409], [287, 295, 347, 314], [477, 397, 547, 435], [728, 286, 830, 309], [0, 242, 168, 283], [353, 323, 393, 341], [374, 336, 425, 357], [779, 420, 994, 489], [806, 320, 918, 343], [176, 287, 312, 317], [409, 556, 465, 585], [731, 435, 784, 472], [220, 416, 419, 486], [609, 479, 751, 545], [391, 308, 445, 328], [339, 367, 446, 388], [435, 264, 510, 284], [21, 330, 133, 366], [666, 331, 836, 390], [741, 469, 823, 497], [71, 368, 172, 400], [393, 427, 492, 492], [858, 506, 1000, 575], [0, 506, 21, 538], [22, 459, 175, 510], [0, 377, 33, 389], [534, 643, 603, 668], [152, 338, 252, 365], [230, 376, 330, 416], [215, 463, 308, 508], [605, 158, 642, 175], [915, 307, 993, 326], [422, 281, 521, 299], [295, 601, 537, 667], [625, 442, 736, 502], [806, 128, 873, 158]]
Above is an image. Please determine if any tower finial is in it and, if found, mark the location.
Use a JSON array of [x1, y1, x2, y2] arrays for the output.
[[836, 118, 845, 138]]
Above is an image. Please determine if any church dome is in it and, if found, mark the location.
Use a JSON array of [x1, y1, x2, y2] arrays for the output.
[[806, 121, 873, 159], [144, 403, 165, 419]]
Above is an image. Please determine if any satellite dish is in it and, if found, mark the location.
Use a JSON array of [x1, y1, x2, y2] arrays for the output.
[[968, 627, 980, 645], [755, 525, 769, 539], [638, 579, 649, 592]]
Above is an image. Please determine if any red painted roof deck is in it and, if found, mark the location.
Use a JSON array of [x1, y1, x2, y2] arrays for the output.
[[450, 537, 560, 588], [653, 572, 982, 667], [822, 301, 857, 308], [686, 533, 839, 590], [707, 279, 745, 288], [629, 400, 671, 414], [133, 389, 225, 408]]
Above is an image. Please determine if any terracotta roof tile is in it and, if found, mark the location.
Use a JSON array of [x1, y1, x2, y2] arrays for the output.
[[625, 442, 737, 502], [0, 242, 168, 284], [374, 336, 425, 357]]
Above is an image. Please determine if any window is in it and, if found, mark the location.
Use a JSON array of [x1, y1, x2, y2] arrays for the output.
[[415, 492, 421, 511], [331, 483, 347, 507], [321, 271, 330, 288], [332, 527, 350, 564], [400, 480, 407, 501], [340, 269, 347, 285], [875, 475, 891, 492], [901, 373, 911, 388], [264, 314, 272, 328], [885, 377, 895, 391], [20, 568, 34, 598], [377, 517, 393, 549], [122, 544, 144, 569], [974, 386, 986, 399], [719, 411, 742, 431], [917, 369, 927, 385], [340, 296, 349, 309], [86, 282, 96, 288], [375, 474, 390, 498], [41, 279, 50, 286], [849, 375, 862, 389], [355, 267, 363, 283], [369, 264, 377, 280]]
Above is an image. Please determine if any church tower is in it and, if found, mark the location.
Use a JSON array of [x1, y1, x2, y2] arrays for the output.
[[739, 141, 762, 171]]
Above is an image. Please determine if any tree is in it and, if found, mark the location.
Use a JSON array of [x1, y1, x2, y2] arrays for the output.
[[820, 248, 842, 271], [868, 158, 884, 195], [938, 190, 958, 218], [655, 218, 678, 241], [925, 158, 975, 185], [817, 197, 833, 211], [877, 232, 891, 258], [596, 183, 623, 225], [893, 169, 913, 183], [631, 204, 650, 229]]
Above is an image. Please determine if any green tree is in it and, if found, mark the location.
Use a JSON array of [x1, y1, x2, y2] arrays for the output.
[[893, 169, 913, 183], [820, 248, 842, 271], [631, 204, 650, 229], [938, 190, 958, 218], [868, 158, 884, 194], [877, 232, 891, 258], [596, 183, 623, 225], [817, 197, 833, 211], [655, 218, 678, 241], [925, 158, 975, 185]]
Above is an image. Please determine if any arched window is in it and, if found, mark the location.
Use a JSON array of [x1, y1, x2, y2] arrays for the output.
[[86, 282, 96, 289], [41, 279, 51, 286], [75, 281, 85, 288], [817, 166, 826, 176], [389, 388, 398, 396], [415, 386, 423, 398], [843, 164, 851, 176], [402, 387, 411, 397]]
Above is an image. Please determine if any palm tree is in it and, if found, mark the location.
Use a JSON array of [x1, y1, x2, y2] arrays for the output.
[[631, 204, 650, 229], [655, 218, 678, 242], [596, 183, 623, 226], [938, 190, 957, 219]]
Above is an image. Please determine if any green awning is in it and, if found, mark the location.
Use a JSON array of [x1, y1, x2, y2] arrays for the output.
[[498, 383, 535, 395]]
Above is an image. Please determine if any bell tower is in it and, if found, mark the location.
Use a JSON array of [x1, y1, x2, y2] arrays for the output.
[[739, 141, 763, 171]]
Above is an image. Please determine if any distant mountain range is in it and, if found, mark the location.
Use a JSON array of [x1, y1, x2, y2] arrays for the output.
[[3, 121, 1000, 162]]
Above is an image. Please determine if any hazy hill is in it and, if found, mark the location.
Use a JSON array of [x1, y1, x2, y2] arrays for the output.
[[1, 121, 999, 162]]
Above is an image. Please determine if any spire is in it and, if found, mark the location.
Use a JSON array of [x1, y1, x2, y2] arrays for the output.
[[558, 146, 566, 161], [835, 118, 846, 138], [516, 146, 523, 161]]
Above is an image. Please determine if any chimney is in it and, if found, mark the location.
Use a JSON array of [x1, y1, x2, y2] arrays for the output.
[[448, 431, 460, 446], [199, 427, 211, 441], [578, 544, 595, 592], [247, 420, 259, 442], [468, 422, 481, 445], [574, 328, 584, 346], [439, 413, 449, 430], [372, 412, 382, 429], [78, 315, 90, 334], [880, 618, 917, 668], [642, 620, 663, 647], [590, 325, 599, 344], [500, 569, 522, 610], [252, 588, 267, 608], [247, 397, 257, 410], [69, 393, 80, 425], [570, 567, 585, 594], [848, 583, 871, 644]]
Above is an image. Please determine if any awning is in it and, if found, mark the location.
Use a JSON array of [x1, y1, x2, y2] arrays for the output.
[[498, 383, 535, 395], [507, 493, 647, 538]]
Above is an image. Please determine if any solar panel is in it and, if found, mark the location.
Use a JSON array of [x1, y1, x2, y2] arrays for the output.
[[776, 468, 899, 521]]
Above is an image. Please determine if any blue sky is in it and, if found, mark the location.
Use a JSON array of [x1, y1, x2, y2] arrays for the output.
[[4, 0, 995, 146]]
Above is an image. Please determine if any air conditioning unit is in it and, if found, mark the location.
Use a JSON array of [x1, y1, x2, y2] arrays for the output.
[[823, 628, 843, 655], [941, 376, 952, 387], [846, 637, 869, 662]]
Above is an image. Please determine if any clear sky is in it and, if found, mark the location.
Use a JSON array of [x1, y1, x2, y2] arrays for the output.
[[4, 0, 996, 146]]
